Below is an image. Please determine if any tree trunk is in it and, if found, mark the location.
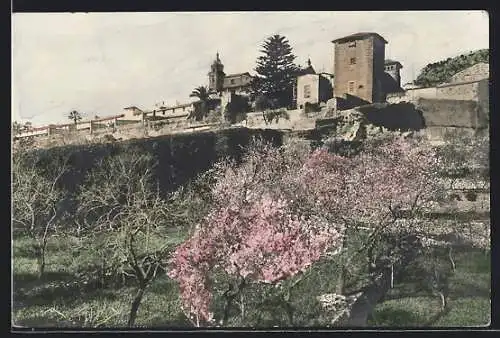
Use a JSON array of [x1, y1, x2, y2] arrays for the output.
[[36, 245, 46, 279], [344, 267, 392, 326], [336, 233, 348, 295], [448, 247, 456, 272], [37, 255, 45, 279], [128, 286, 146, 327], [240, 292, 245, 322], [336, 267, 345, 295], [283, 301, 294, 326]]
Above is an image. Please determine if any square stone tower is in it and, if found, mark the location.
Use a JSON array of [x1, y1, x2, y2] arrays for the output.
[[332, 32, 387, 103]]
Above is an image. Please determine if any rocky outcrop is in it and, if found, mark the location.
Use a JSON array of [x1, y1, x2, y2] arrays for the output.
[[316, 106, 420, 142]]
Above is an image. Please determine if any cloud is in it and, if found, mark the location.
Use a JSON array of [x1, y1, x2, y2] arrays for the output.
[[12, 11, 488, 126]]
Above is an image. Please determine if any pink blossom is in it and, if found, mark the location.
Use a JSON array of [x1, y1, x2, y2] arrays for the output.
[[167, 137, 443, 325]]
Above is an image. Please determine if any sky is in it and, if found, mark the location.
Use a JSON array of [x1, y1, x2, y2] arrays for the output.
[[12, 11, 489, 126]]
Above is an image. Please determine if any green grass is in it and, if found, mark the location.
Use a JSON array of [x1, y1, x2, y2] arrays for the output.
[[12, 233, 189, 328], [368, 248, 490, 327], [12, 232, 490, 328]]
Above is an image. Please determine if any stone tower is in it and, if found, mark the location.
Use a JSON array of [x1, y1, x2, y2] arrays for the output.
[[332, 32, 387, 103], [208, 52, 225, 93], [384, 60, 403, 88]]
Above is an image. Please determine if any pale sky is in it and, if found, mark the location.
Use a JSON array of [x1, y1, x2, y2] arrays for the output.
[[12, 11, 489, 126]]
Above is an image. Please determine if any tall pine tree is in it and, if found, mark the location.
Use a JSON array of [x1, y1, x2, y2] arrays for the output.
[[252, 35, 300, 109]]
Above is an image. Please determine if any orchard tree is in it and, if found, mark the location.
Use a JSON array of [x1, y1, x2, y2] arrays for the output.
[[168, 139, 341, 326], [76, 148, 184, 327], [12, 151, 68, 278], [252, 34, 301, 109], [166, 135, 485, 327]]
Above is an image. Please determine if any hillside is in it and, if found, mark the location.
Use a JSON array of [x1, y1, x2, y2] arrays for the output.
[[414, 49, 488, 87]]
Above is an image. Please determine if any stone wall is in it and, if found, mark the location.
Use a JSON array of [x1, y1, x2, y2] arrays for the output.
[[31, 128, 284, 197], [386, 79, 488, 107], [357, 102, 426, 131], [423, 126, 476, 142], [415, 98, 487, 129], [450, 62, 489, 83], [436, 80, 488, 101], [239, 109, 316, 131]]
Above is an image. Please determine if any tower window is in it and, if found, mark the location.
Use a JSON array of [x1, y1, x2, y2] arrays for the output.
[[348, 81, 355, 94], [350, 58, 356, 65], [304, 84, 311, 98]]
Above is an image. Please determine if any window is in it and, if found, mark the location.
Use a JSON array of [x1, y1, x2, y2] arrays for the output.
[[348, 81, 355, 94], [348, 41, 356, 48], [230, 79, 235, 84], [304, 84, 311, 98], [350, 58, 356, 65]]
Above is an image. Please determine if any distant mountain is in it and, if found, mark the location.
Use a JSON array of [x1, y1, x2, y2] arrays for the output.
[[414, 49, 489, 87]]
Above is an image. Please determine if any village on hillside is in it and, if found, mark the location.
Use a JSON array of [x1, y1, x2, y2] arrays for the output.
[[12, 31, 489, 147]]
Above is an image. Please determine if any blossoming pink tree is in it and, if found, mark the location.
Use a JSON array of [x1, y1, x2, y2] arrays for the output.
[[168, 135, 474, 326]]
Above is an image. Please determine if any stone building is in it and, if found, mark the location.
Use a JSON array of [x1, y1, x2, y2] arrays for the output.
[[296, 59, 334, 109], [293, 59, 317, 106], [332, 32, 388, 104], [207, 52, 253, 111], [122, 106, 144, 121], [382, 59, 404, 93], [208, 52, 225, 93]]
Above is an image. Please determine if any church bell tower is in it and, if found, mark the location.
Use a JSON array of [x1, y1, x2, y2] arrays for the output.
[[208, 52, 225, 93]]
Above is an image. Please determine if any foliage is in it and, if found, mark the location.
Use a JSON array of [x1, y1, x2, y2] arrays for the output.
[[12, 232, 490, 327], [262, 108, 290, 125], [414, 49, 488, 87], [12, 121, 24, 136], [75, 148, 180, 327], [254, 94, 279, 111], [12, 121, 36, 149], [251, 35, 301, 109], [189, 86, 211, 121], [12, 151, 68, 278], [304, 102, 321, 114], [224, 95, 251, 124], [435, 131, 489, 186], [168, 136, 452, 326], [68, 110, 83, 125]]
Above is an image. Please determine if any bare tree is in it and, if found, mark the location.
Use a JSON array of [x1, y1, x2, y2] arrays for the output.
[[76, 148, 181, 327], [12, 151, 68, 278]]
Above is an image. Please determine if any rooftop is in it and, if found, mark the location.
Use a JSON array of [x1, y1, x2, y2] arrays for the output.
[[332, 32, 388, 44], [225, 72, 252, 78], [385, 59, 403, 67]]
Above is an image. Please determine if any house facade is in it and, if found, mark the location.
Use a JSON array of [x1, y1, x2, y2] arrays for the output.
[[296, 72, 334, 109]]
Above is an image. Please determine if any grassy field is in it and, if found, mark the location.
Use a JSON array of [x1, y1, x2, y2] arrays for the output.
[[12, 232, 490, 328], [12, 233, 190, 328], [369, 248, 491, 327]]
